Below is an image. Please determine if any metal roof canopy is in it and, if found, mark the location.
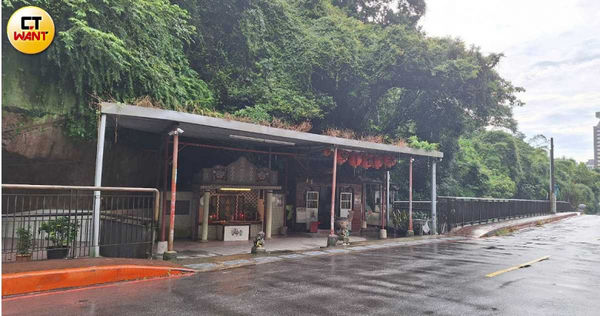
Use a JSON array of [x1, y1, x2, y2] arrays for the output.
[[100, 102, 443, 158]]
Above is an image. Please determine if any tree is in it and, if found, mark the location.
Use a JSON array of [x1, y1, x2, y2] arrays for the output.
[[440, 130, 600, 214], [332, 0, 426, 26]]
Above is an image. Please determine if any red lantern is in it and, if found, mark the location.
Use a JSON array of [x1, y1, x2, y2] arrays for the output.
[[383, 155, 397, 168], [361, 154, 373, 169], [348, 152, 363, 168], [337, 150, 349, 165], [355, 152, 364, 166], [360, 159, 370, 169], [323, 148, 332, 157], [373, 156, 383, 169]]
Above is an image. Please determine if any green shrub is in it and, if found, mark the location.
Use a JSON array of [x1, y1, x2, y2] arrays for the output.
[[39, 217, 79, 248], [390, 209, 428, 234], [16, 228, 33, 255]]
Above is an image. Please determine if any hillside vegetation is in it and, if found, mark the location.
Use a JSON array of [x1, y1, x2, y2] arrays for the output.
[[2, 0, 598, 212]]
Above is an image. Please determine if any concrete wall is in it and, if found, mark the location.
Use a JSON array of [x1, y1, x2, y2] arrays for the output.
[[163, 191, 197, 239]]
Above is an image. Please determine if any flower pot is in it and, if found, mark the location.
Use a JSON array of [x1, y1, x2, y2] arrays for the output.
[[46, 247, 69, 259], [16, 254, 32, 262]]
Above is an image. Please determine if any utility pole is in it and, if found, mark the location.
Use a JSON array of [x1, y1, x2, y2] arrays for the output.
[[407, 157, 415, 236], [92, 114, 107, 257], [550, 137, 556, 213]]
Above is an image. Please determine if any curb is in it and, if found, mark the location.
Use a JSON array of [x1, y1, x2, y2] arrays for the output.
[[2, 265, 195, 297], [481, 213, 579, 237]]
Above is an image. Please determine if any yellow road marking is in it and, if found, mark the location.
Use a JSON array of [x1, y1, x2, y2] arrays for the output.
[[486, 256, 550, 278]]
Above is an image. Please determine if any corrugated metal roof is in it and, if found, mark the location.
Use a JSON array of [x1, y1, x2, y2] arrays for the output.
[[101, 102, 443, 158]]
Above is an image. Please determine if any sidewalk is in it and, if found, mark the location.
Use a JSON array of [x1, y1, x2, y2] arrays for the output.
[[450, 212, 579, 238], [175, 212, 579, 272], [176, 234, 463, 272], [173, 233, 367, 258], [2, 257, 182, 274]]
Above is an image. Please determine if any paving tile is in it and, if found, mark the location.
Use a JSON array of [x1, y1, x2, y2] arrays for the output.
[[279, 254, 305, 259], [325, 248, 350, 254], [348, 246, 369, 251], [303, 251, 327, 256], [185, 263, 217, 271], [222, 259, 251, 266], [253, 257, 282, 263]]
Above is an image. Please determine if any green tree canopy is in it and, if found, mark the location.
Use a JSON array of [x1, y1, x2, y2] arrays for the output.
[[441, 130, 600, 213]]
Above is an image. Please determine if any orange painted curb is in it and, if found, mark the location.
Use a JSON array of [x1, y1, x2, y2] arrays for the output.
[[2, 265, 195, 297]]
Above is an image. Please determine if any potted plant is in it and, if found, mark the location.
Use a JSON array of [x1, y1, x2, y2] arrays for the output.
[[39, 217, 78, 259], [16, 228, 33, 262], [281, 205, 294, 235], [389, 209, 409, 237]]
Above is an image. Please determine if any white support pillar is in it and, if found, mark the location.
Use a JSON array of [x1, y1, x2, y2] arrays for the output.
[[92, 114, 107, 257], [386, 171, 390, 226], [327, 147, 339, 247], [379, 182, 387, 239], [431, 160, 437, 235], [201, 191, 210, 242], [265, 190, 273, 239]]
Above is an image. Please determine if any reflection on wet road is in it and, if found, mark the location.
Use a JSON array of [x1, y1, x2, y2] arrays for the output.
[[4, 215, 600, 315]]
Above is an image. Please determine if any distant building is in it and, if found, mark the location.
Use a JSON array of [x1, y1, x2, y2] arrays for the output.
[[586, 159, 596, 170], [595, 112, 600, 169]]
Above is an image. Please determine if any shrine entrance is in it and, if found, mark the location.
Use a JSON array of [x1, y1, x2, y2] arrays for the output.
[[196, 156, 283, 241], [95, 102, 443, 254]]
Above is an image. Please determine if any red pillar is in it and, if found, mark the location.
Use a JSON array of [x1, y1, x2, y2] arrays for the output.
[[168, 131, 180, 252], [330, 147, 338, 237], [161, 135, 169, 242], [408, 157, 414, 233]]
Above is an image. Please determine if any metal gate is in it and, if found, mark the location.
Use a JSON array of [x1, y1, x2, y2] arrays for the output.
[[2, 184, 159, 262]]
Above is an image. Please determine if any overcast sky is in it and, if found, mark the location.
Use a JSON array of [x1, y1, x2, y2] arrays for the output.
[[420, 0, 600, 162]]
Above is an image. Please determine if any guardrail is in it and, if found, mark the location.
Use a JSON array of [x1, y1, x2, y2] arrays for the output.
[[2, 184, 159, 262], [392, 197, 573, 234]]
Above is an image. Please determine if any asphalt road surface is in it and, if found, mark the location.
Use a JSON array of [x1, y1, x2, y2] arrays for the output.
[[4, 215, 600, 315]]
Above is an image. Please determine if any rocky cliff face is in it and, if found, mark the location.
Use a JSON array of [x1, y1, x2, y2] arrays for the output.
[[2, 47, 161, 187], [2, 111, 160, 187]]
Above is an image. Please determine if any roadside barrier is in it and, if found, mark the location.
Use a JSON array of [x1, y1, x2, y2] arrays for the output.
[[2, 184, 159, 262]]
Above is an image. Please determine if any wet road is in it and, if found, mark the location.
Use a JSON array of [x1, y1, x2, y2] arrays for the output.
[[4, 215, 600, 315]]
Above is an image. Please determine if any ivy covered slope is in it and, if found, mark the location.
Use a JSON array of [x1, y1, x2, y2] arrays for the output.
[[2, 0, 213, 138]]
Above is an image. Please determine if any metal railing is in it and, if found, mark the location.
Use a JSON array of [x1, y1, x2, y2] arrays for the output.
[[392, 197, 573, 234], [2, 184, 159, 262]]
